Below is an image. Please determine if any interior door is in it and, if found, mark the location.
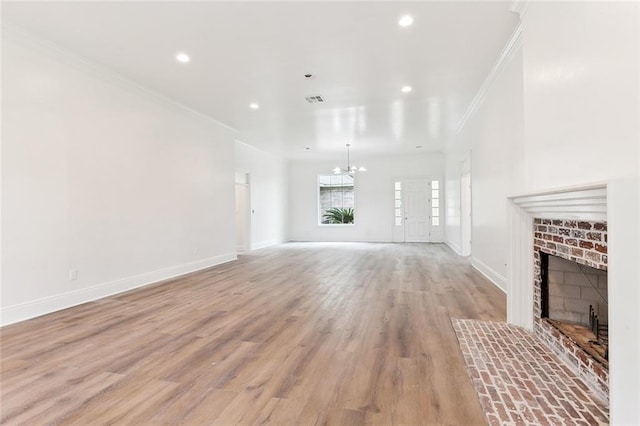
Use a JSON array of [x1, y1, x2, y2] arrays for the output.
[[404, 179, 430, 242]]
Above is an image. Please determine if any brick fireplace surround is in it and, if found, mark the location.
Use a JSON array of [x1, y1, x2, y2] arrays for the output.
[[532, 218, 608, 400], [507, 183, 640, 424]]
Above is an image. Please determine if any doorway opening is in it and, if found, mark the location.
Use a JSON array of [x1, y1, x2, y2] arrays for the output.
[[540, 252, 608, 365], [235, 172, 251, 253], [460, 171, 472, 256]]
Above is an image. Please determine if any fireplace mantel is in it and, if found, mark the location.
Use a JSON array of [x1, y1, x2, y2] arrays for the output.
[[506, 184, 607, 329]]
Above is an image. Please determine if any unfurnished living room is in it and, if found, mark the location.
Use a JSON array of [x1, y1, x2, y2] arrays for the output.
[[1, 1, 639, 425]]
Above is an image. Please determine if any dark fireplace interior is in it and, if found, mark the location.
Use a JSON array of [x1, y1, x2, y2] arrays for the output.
[[540, 252, 608, 366]]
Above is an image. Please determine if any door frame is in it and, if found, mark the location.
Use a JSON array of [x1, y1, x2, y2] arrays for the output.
[[460, 171, 472, 256], [235, 172, 251, 253], [392, 175, 443, 243], [460, 155, 472, 256]]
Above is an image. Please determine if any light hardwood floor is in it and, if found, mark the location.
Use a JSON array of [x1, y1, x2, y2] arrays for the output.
[[0, 242, 505, 425]]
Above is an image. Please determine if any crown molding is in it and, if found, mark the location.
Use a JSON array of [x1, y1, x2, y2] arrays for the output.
[[510, 0, 530, 19], [456, 22, 523, 134], [2, 22, 238, 133]]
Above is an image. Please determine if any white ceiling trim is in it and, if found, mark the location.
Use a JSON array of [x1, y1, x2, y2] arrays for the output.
[[456, 21, 523, 133], [235, 138, 282, 161], [3, 22, 238, 133]]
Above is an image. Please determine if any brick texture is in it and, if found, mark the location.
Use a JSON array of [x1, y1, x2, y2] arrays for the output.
[[452, 319, 608, 426], [533, 219, 607, 271], [532, 218, 609, 401]]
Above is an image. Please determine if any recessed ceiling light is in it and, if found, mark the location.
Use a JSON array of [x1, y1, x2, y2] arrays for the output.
[[175, 52, 190, 63], [249, 103, 260, 109], [401, 86, 412, 93], [398, 15, 414, 27]]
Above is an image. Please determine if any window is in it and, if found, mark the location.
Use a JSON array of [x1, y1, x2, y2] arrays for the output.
[[394, 181, 402, 226], [431, 180, 440, 226], [318, 175, 354, 224]]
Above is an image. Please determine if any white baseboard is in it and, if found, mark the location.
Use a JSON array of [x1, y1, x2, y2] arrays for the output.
[[0, 252, 237, 327], [288, 237, 391, 243], [250, 239, 286, 250], [445, 240, 462, 255], [471, 256, 507, 293]]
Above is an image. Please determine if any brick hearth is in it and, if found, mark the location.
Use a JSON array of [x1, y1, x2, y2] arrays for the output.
[[452, 319, 608, 426]]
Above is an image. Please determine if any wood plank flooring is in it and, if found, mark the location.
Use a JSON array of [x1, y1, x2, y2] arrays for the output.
[[0, 242, 506, 425]]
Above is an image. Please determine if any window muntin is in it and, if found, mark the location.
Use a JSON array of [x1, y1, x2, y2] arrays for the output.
[[431, 180, 440, 226], [394, 181, 402, 226], [318, 174, 355, 224]]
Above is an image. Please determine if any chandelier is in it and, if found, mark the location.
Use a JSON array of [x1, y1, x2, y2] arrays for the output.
[[332, 143, 367, 175]]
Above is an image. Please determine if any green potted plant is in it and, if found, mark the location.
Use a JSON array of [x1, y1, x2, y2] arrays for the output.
[[322, 208, 354, 224]]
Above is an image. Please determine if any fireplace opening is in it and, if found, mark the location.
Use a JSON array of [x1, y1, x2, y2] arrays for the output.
[[540, 252, 608, 366], [531, 216, 609, 397]]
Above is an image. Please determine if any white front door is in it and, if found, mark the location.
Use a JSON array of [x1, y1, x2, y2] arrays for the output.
[[404, 179, 430, 242], [396, 178, 443, 243]]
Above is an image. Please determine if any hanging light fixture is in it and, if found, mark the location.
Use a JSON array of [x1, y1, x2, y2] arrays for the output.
[[333, 143, 366, 175]]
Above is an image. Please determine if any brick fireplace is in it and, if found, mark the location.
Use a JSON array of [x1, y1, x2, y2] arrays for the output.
[[507, 183, 640, 423], [532, 218, 609, 400], [506, 186, 610, 400]]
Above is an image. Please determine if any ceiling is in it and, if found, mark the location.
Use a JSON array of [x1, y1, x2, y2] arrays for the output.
[[2, 1, 519, 160]]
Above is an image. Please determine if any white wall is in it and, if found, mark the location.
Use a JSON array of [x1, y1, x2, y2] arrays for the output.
[[521, 4, 639, 423], [520, 3, 638, 192], [444, 156, 462, 255], [444, 147, 467, 255], [288, 153, 444, 242], [446, 2, 639, 422], [1, 32, 237, 325], [445, 45, 524, 291], [234, 141, 288, 250]]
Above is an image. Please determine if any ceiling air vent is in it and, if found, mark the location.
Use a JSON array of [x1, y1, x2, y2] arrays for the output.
[[305, 95, 325, 103]]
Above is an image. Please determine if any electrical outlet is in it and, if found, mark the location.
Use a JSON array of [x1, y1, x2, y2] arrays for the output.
[[69, 269, 78, 281], [193, 247, 199, 255]]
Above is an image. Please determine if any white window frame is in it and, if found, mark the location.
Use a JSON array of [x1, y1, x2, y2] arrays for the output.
[[394, 181, 403, 226], [317, 174, 356, 226]]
